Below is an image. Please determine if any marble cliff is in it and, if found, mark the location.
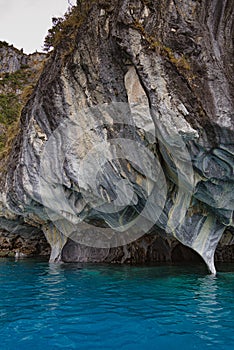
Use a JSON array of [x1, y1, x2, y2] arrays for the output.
[[0, 0, 233, 273]]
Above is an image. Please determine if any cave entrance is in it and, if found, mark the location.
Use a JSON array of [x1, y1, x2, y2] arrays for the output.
[[171, 244, 203, 263]]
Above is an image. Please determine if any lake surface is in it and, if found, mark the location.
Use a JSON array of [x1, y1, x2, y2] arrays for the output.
[[0, 259, 233, 350]]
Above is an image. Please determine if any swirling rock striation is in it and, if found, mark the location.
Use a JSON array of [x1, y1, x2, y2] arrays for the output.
[[0, 0, 233, 273]]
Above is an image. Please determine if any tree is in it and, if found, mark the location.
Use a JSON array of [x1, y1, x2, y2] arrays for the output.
[[43, 17, 64, 52]]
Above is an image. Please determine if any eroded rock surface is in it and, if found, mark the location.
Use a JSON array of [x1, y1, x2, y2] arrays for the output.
[[0, 1, 233, 273], [0, 42, 46, 74]]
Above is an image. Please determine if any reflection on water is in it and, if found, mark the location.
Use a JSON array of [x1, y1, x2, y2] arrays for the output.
[[0, 260, 233, 350], [197, 275, 219, 315], [37, 263, 67, 309], [194, 276, 222, 343]]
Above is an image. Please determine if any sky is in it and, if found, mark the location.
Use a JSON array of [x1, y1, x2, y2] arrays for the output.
[[0, 0, 76, 53]]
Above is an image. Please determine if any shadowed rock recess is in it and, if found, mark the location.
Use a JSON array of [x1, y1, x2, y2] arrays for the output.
[[0, 0, 233, 273]]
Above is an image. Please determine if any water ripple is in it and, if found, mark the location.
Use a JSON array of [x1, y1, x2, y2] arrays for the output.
[[0, 260, 233, 349]]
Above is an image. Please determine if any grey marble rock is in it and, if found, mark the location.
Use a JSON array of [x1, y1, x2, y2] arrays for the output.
[[0, 42, 46, 74], [0, 1, 233, 273]]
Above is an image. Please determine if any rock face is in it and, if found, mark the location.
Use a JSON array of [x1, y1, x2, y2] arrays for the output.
[[0, 41, 46, 157], [0, 42, 26, 74], [0, 229, 50, 258], [0, 42, 46, 74], [0, 0, 233, 273], [0, 43, 47, 256]]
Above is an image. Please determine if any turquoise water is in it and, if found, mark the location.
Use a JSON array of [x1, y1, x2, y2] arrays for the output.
[[0, 260, 233, 350]]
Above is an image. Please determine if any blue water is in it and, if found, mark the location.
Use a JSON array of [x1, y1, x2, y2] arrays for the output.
[[0, 260, 233, 350]]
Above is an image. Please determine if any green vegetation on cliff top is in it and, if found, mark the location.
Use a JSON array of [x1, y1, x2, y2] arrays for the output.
[[0, 58, 43, 156], [43, 0, 96, 52]]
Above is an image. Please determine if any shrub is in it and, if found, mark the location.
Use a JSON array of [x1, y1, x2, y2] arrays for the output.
[[43, 0, 96, 52]]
